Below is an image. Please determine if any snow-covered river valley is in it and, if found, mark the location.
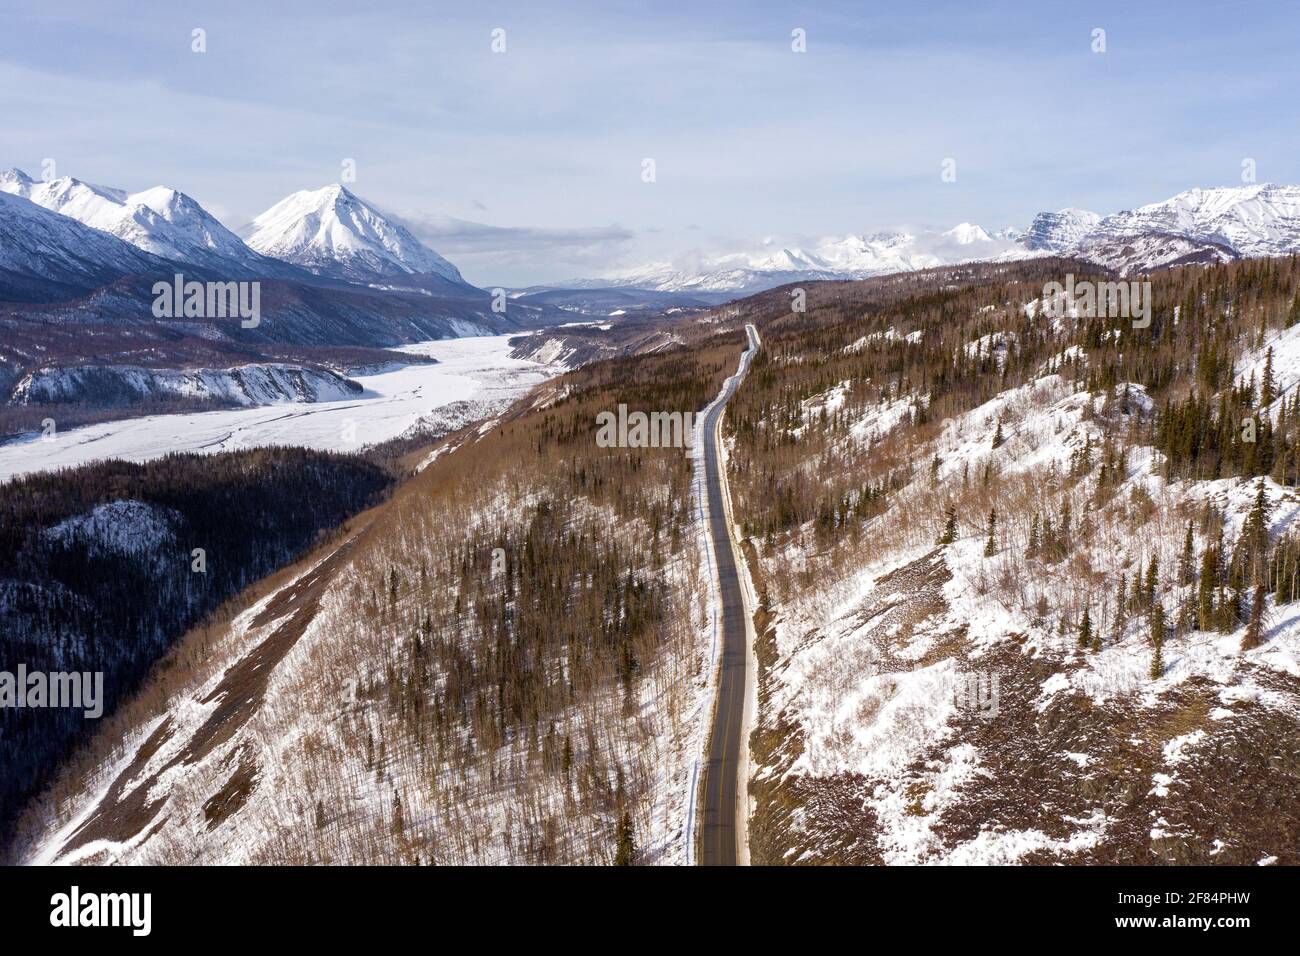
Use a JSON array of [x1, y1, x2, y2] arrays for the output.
[[0, 334, 558, 481]]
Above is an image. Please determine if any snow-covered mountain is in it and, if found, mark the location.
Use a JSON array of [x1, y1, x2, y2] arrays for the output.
[[1020, 185, 1300, 274], [0, 188, 172, 302], [1088, 183, 1300, 257], [1069, 232, 1237, 275], [996, 185, 1300, 272], [9, 164, 1300, 306], [578, 184, 1300, 293], [589, 227, 1027, 296], [0, 168, 285, 277], [242, 184, 469, 287], [1021, 208, 1103, 252], [0, 170, 473, 293]]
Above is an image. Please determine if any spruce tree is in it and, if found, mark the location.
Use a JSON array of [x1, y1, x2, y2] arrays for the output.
[[1149, 601, 1166, 679], [1261, 347, 1276, 408], [1176, 595, 1195, 635], [984, 508, 997, 556], [391, 792, 404, 837], [1077, 605, 1093, 649], [1214, 585, 1232, 632], [937, 505, 957, 545], [1150, 599, 1166, 646], [615, 810, 637, 865], [1112, 576, 1128, 641], [1242, 583, 1266, 651], [1239, 480, 1271, 575], [1179, 521, 1195, 586], [1197, 541, 1219, 628]]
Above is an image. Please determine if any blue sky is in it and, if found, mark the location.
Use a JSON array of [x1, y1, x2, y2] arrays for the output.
[[2, 0, 1298, 284]]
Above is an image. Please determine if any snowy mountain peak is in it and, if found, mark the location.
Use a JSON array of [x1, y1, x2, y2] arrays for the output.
[[131, 185, 197, 218], [943, 222, 993, 245], [1021, 208, 1103, 252], [592, 226, 1019, 295], [0, 172, 124, 218], [0, 187, 170, 301], [243, 184, 466, 285], [1097, 183, 1300, 256], [0, 167, 36, 190], [0, 169, 269, 274], [865, 230, 914, 247]]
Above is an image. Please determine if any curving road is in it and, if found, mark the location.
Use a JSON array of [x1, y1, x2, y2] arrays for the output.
[[698, 323, 759, 866]]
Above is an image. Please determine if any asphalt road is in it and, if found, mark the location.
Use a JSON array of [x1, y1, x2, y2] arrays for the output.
[[698, 324, 759, 866]]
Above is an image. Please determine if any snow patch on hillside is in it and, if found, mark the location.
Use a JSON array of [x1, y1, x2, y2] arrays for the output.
[[45, 500, 179, 558]]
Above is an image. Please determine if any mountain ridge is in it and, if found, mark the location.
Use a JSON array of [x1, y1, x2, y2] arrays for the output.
[[0, 188, 176, 302], [0, 168, 295, 279], [572, 183, 1300, 294], [8, 168, 1300, 311]]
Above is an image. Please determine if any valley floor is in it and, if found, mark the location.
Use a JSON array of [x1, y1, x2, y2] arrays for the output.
[[0, 334, 558, 481]]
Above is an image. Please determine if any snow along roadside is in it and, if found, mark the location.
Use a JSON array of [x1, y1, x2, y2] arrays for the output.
[[683, 323, 761, 865]]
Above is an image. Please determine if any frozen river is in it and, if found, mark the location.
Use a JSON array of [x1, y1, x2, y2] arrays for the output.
[[0, 334, 558, 482]]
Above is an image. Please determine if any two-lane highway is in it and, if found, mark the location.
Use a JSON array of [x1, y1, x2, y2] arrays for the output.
[[698, 323, 759, 866]]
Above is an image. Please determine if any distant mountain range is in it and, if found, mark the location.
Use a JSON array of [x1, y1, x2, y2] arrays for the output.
[[0, 170, 479, 299], [0, 170, 568, 339], [565, 183, 1300, 295], [7, 167, 1298, 310], [571, 225, 1024, 297], [0, 170, 568, 419], [6, 166, 1300, 370], [0, 168, 293, 280]]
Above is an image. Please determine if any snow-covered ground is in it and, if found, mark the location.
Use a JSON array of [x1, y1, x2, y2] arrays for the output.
[[0, 334, 558, 481], [43, 499, 179, 558], [748, 334, 1300, 864]]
